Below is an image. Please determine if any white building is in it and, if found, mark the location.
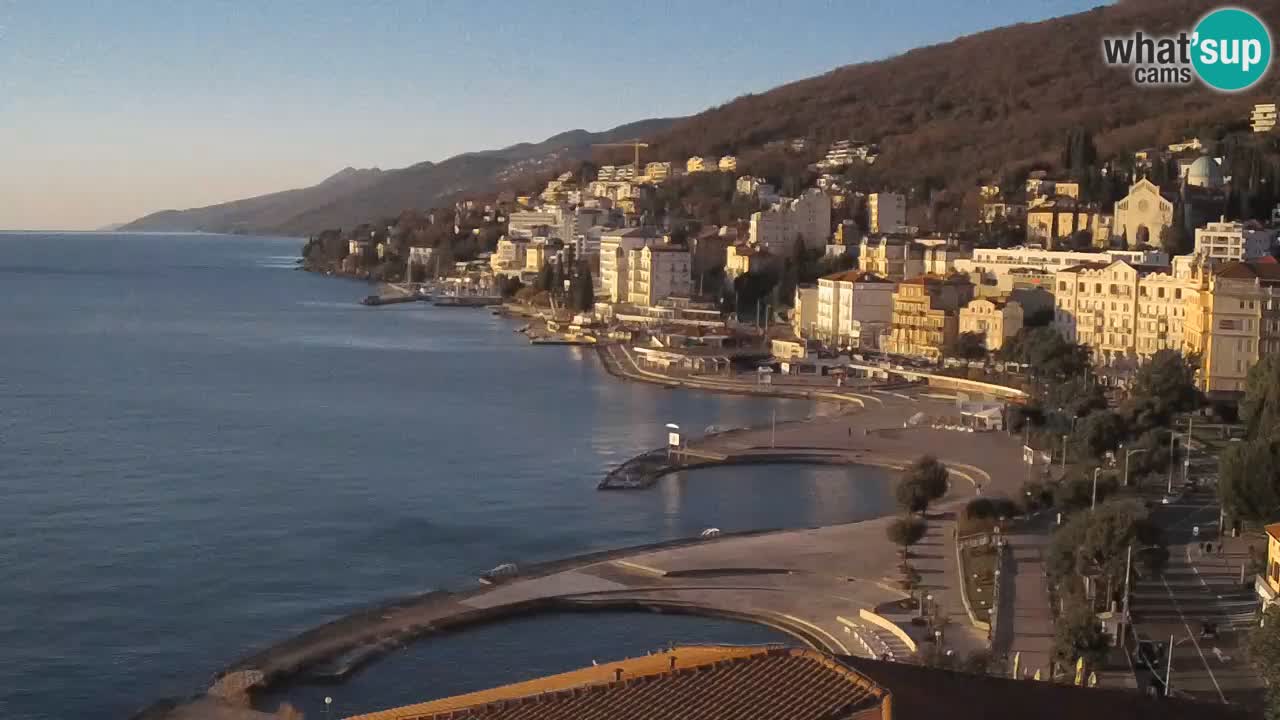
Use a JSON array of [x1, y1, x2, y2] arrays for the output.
[[819, 140, 874, 169], [748, 189, 832, 253], [1193, 219, 1277, 268], [643, 162, 673, 183], [959, 297, 1024, 351], [792, 285, 819, 338], [1253, 103, 1277, 133], [954, 246, 1169, 283], [814, 270, 895, 347], [627, 245, 691, 307], [868, 192, 906, 234], [599, 227, 665, 302], [1113, 178, 1175, 248], [490, 237, 529, 275]]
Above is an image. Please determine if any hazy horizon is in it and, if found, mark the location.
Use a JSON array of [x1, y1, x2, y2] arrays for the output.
[[3, 0, 1103, 231]]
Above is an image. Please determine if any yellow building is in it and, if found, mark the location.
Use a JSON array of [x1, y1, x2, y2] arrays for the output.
[[959, 297, 1024, 351], [1258, 523, 1280, 606], [1026, 198, 1100, 248], [882, 275, 975, 360], [686, 156, 716, 173], [1053, 260, 1190, 366], [718, 155, 738, 172], [1183, 260, 1277, 394]]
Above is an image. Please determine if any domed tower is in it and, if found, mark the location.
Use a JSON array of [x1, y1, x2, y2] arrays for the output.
[[1185, 155, 1225, 190]]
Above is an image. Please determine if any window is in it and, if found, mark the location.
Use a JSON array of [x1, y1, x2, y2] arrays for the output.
[[1220, 319, 1239, 330], [1158, 287, 1165, 298]]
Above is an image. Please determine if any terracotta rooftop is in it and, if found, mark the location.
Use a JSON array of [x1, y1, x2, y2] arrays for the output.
[[1217, 260, 1280, 282], [345, 646, 885, 720], [1266, 523, 1280, 543], [345, 646, 1248, 720]]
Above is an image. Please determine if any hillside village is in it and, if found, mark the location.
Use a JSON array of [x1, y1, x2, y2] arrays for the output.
[[301, 100, 1280, 400]]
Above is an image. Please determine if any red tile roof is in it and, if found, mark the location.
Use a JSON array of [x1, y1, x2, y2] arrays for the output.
[[1266, 523, 1280, 542], [347, 647, 885, 720], [822, 270, 891, 283]]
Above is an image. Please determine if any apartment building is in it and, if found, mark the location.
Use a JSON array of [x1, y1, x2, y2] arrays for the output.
[[490, 237, 529, 276], [1253, 103, 1277, 133], [1184, 260, 1280, 394], [981, 202, 1028, 224], [918, 240, 969, 276], [792, 285, 819, 338], [959, 297, 1024, 351], [1053, 260, 1190, 365], [507, 210, 562, 240], [748, 189, 832, 253], [736, 175, 777, 199], [724, 243, 774, 280], [597, 165, 637, 182], [1193, 219, 1277, 268], [882, 275, 975, 360], [868, 192, 906, 234], [627, 245, 692, 307], [686, 156, 717, 173], [599, 227, 664, 302], [718, 156, 738, 172], [643, 162, 673, 183], [859, 236, 914, 281], [814, 271, 895, 348]]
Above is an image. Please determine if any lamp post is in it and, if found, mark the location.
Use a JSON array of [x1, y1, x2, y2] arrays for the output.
[[324, 697, 332, 720], [1061, 434, 1069, 470], [1091, 467, 1103, 511], [1123, 447, 1149, 488], [1167, 433, 1182, 495]]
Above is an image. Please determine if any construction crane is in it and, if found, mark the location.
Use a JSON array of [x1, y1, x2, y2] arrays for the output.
[[592, 141, 650, 178]]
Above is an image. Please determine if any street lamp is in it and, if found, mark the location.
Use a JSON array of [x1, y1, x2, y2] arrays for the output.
[[324, 697, 332, 720], [1061, 434, 1069, 470], [1091, 467, 1103, 511], [1123, 447, 1149, 487]]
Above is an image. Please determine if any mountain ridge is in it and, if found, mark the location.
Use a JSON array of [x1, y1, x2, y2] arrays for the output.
[[120, 118, 677, 236]]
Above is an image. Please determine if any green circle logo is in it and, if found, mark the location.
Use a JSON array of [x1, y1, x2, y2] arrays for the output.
[[1192, 7, 1272, 92]]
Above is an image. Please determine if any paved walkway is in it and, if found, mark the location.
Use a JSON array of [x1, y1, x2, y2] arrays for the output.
[[1000, 523, 1055, 679]]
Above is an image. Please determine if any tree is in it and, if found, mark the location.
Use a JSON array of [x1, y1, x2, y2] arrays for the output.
[[945, 331, 987, 361], [1242, 354, 1280, 440], [906, 455, 950, 502], [885, 516, 928, 559], [1126, 349, 1200, 421], [895, 476, 931, 515], [535, 262, 554, 293], [570, 260, 595, 312], [1052, 601, 1109, 670], [1249, 605, 1280, 720], [1072, 410, 1126, 460], [1219, 438, 1280, 525]]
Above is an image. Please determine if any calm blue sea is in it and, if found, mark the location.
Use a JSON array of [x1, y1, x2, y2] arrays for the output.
[[0, 233, 893, 719]]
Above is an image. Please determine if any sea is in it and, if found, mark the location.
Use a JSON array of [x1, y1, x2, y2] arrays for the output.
[[0, 233, 896, 719]]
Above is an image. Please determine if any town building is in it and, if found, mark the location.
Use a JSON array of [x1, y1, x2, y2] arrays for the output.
[[882, 275, 976, 360], [981, 202, 1028, 224], [597, 165, 637, 182], [818, 139, 875, 169], [792, 285, 819, 338], [959, 297, 1024, 351], [507, 210, 564, 241], [1168, 137, 1205, 154], [1113, 178, 1175, 248], [686, 156, 717, 173], [979, 184, 1002, 199], [642, 161, 673, 183], [1259, 523, 1280, 607], [1184, 260, 1280, 394], [1253, 102, 1277, 133], [1026, 198, 1103, 248], [489, 237, 529, 276], [868, 192, 906, 233], [735, 175, 777, 200], [1193, 218, 1277, 268], [599, 227, 664, 302], [1053, 260, 1190, 367], [724, 243, 775, 280], [718, 155, 738, 172], [627, 244, 692, 307], [918, 239, 969, 276], [748, 189, 832, 253], [858, 235, 921, 282], [814, 270, 895, 347], [954, 246, 1168, 284], [688, 225, 733, 286]]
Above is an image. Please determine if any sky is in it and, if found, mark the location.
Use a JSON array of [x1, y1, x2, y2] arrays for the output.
[[1, 0, 1106, 230]]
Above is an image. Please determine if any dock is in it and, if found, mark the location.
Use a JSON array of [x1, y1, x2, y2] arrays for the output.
[[433, 295, 503, 308]]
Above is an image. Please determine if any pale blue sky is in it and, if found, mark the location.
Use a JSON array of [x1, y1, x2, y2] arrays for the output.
[[1, 0, 1103, 230]]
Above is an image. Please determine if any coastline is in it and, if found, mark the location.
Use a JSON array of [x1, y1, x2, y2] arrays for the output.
[[141, 286, 1030, 719]]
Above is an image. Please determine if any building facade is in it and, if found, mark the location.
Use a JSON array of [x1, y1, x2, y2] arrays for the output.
[[1053, 260, 1190, 365], [1183, 260, 1280, 394], [882, 275, 975, 360], [748, 189, 832, 253], [814, 271, 895, 347], [868, 192, 906, 234], [959, 297, 1024, 351], [627, 245, 692, 307], [1113, 178, 1174, 249], [599, 228, 664, 302]]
